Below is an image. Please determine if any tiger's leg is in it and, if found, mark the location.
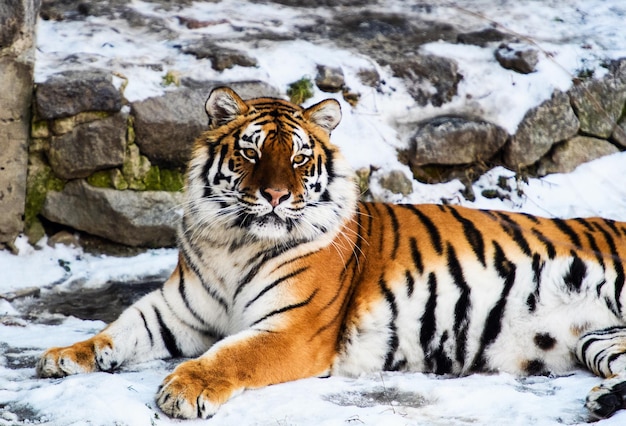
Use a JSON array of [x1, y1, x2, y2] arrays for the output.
[[576, 327, 626, 419], [155, 329, 333, 419], [37, 267, 219, 378]]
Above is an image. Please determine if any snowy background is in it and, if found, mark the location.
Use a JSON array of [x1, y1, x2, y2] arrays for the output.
[[2, 0, 626, 424]]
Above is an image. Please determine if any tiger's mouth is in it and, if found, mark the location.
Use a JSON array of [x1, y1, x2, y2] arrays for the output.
[[239, 211, 296, 238]]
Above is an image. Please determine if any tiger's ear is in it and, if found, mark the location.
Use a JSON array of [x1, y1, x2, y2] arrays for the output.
[[205, 87, 249, 128], [303, 98, 342, 134]]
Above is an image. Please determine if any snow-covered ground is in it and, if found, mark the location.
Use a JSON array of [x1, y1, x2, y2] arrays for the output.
[[2, 0, 626, 424]]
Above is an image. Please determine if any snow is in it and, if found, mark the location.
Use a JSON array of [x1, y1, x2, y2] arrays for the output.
[[2, 0, 626, 424]]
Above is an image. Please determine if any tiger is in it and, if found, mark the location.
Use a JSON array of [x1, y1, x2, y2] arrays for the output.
[[37, 86, 626, 420]]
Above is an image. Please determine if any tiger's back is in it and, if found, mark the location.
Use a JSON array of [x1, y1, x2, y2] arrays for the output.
[[37, 87, 626, 421], [334, 202, 626, 380]]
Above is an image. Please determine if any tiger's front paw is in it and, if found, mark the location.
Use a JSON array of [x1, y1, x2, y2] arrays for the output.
[[156, 359, 235, 419], [36, 335, 117, 378], [586, 373, 626, 419]]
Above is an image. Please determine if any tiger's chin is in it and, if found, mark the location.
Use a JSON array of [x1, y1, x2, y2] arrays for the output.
[[246, 213, 295, 242]]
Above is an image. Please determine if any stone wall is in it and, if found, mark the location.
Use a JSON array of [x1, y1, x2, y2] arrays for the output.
[[401, 59, 626, 195], [0, 0, 40, 246], [27, 73, 278, 247]]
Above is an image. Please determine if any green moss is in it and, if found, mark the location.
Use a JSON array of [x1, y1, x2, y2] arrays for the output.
[[127, 115, 136, 145], [24, 158, 66, 243], [162, 70, 181, 87], [160, 168, 185, 192], [142, 166, 162, 191], [87, 170, 114, 189], [31, 120, 50, 139], [287, 77, 314, 104]]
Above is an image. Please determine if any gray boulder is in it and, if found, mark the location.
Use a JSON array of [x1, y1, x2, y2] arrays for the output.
[[315, 65, 345, 92], [537, 136, 619, 176], [569, 74, 626, 139], [505, 91, 579, 168], [41, 180, 183, 247], [408, 115, 508, 166], [495, 43, 539, 74], [131, 88, 207, 168], [46, 112, 127, 179], [35, 69, 123, 120]]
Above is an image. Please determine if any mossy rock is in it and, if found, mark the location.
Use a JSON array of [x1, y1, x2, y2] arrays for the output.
[[160, 168, 185, 192], [24, 155, 66, 243]]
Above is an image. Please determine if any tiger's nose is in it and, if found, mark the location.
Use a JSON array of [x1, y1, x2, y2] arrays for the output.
[[261, 188, 291, 207]]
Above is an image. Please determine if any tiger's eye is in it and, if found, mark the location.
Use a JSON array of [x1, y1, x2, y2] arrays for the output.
[[242, 148, 258, 160], [293, 154, 308, 165]]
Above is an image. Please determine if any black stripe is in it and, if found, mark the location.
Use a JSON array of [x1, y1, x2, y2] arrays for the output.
[[471, 242, 516, 371], [420, 272, 437, 370], [179, 245, 229, 313], [245, 266, 309, 308], [405, 270, 415, 297], [432, 331, 453, 374], [563, 254, 587, 293], [495, 212, 532, 257], [527, 253, 543, 312], [552, 218, 581, 248], [383, 204, 400, 259], [409, 237, 424, 274], [177, 265, 224, 339], [379, 276, 399, 371], [593, 223, 625, 314], [447, 243, 471, 368], [361, 203, 374, 240], [531, 228, 556, 259], [575, 217, 596, 232], [521, 213, 541, 224], [234, 242, 305, 301], [138, 310, 154, 347], [603, 219, 621, 236], [585, 231, 606, 270], [154, 307, 182, 357], [201, 143, 218, 198], [450, 207, 486, 266], [250, 289, 319, 327], [401, 205, 443, 255]]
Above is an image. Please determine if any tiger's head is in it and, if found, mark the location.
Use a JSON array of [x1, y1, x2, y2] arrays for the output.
[[185, 87, 358, 246]]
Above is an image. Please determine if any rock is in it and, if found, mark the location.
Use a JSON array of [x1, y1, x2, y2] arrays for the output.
[[0, 0, 25, 48], [179, 38, 257, 71], [504, 91, 579, 168], [357, 68, 381, 88], [181, 79, 281, 98], [569, 74, 626, 139], [378, 170, 413, 196], [46, 112, 127, 179], [35, 69, 123, 120], [537, 136, 620, 176], [0, 0, 39, 244], [132, 88, 206, 168], [315, 65, 345, 92], [390, 54, 462, 106], [457, 28, 513, 47], [408, 115, 508, 166], [0, 59, 32, 244], [613, 116, 626, 148], [495, 43, 539, 74], [41, 180, 183, 247]]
